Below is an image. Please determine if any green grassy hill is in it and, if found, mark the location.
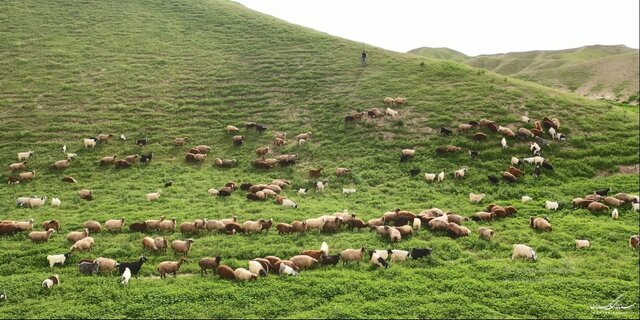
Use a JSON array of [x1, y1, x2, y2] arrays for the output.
[[410, 45, 640, 104], [407, 47, 469, 62], [0, 0, 638, 318]]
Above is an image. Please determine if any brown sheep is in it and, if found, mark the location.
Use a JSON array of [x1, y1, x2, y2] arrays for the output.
[[100, 155, 117, 165], [114, 160, 131, 168], [300, 250, 324, 260], [448, 223, 470, 238], [347, 218, 368, 231], [42, 220, 61, 232], [273, 138, 286, 146], [67, 229, 89, 242], [630, 235, 640, 249], [276, 223, 293, 234], [158, 257, 187, 279], [368, 108, 384, 118], [199, 256, 222, 276], [145, 217, 165, 230], [289, 255, 318, 270], [96, 134, 113, 143], [19, 170, 36, 181], [614, 193, 638, 203], [124, 154, 139, 163], [502, 172, 518, 183], [472, 132, 487, 142], [171, 239, 195, 256], [158, 218, 177, 232], [233, 135, 245, 145], [530, 217, 552, 232], [216, 265, 236, 280], [256, 147, 271, 156], [478, 227, 495, 240], [336, 168, 351, 176], [142, 236, 158, 251], [471, 212, 495, 222], [322, 217, 341, 234], [508, 166, 525, 178], [29, 229, 56, 243], [587, 202, 609, 212], [498, 126, 516, 138], [517, 128, 534, 139], [446, 213, 466, 225], [51, 159, 71, 170], [179, 222, 199, 234], [291, 221, 307, 233], [458, 124, 473, 133], [603, 197, 625, 207], [155, 237, 168, 252], [309, 168, 323, 178], [396, 225, 414, 237], [394, 97, 407, 105], [224, 222, 243, 235], [446, 145, 462, 153], [194, 145, 211, 153]]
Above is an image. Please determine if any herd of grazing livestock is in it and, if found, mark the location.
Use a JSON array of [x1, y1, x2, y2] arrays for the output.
[[2, 96, 639, 293]]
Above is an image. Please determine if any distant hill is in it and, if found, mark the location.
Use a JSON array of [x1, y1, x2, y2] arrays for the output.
[[409, 45, 639, 104]]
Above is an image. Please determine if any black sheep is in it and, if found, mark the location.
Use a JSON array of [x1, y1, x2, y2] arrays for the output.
[[118, 256, 148, 276], [468, 121, 479, 126], [410, 248, 433, 259], [136, 138, 149, 146], [533, 165, 542, 178], [129, 222, 147, 232], [594, 188, 611, 197], [487, 175, 499, 184], [468, 150, 479, 160], [140, 153, 154, 164], [320, 254, 340, 266], [440, 127, 453, 135], [164, 180, 173, 188], [409, 168, 421, 177], [541, 161, 554, 171], [255, 124, 267, 133], [240, 183, 253, 191]]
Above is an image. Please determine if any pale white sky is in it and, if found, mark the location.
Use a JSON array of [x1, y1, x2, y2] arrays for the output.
[[234, 0, 639, 56]]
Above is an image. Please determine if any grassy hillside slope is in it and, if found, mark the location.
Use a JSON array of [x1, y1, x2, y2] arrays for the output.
[[410, 45, 639, 104], [0, 0, 638, 318], [407, 47, 468, 62]]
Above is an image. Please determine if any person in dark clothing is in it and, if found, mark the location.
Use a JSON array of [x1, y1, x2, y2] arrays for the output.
[[361, 50, 367, 65]]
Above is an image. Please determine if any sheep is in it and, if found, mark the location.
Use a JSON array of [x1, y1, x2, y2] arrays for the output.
[[478, 227, 495, 240], [575, 240, 590, 249], [448, 223, 471, 238], [226, 125, 240, 133], [224, 222, 243, 235], [248, 260, 268, 277], [521, 196, 533, 203], [370, 252, 389, 269], [47, 253, 72, 269], [216, 265, 236, 280], [29, 229, 55, 243], [395, 97, 407, 105], [389, 249, 410, 262], [530, 217, 552, 232], [587, 202, 609, 212], [469, 193, 485, 203], [630, 235, 640, 249], [400, 149, 416, 162], [511, 157, 521, 167], [42, 220, 60, 231], [472, 132, 488, 142], [454, 167, 468, 179], [18, 170, 35, 181], [0, 222, 18, 235], [282, 199, 298, 208], [9, 161, 28, 172], [48, 197, 61, 208], [179, 222, 199, 234], [501, 137, 508, 149], [214, 158, 237, 168], [26, 196, 47, 209], [521, 115, 530, 123], [174, 137, 189, 146], [276, 223, 293, 234], [386, 107, 398, 118], [458, 123, 473, 133], [83, 138, 97, 148], [232, 135, 245, 145], [384, 97, 395, 106], [242, 220, 265, 233], [297, 188, 309, 195], [410, 248, 433, 259], [322, 217, 341, 234], [194, 153, 207, 162], [471, 212, 495, 222], [199, 256, 222, 276], [396, 225, 414, 238], [305, 218, 325, 231], [105, 218, 126, 232], [144, 217, 164, 231], [545, 201, 559, 211], [388, 227, 401, 242], [158, 218, 177, 232], [424, 173, 436, 182], [67, 229, 89, 242], [70, 237, 95, 252], [411, 218, 422, 231], [100, 155, 117, 165], [336, 168, 351, 176], [171, 238, 195, 256], [368, 108, 385, 118], [604, 197, 625, 208], [611, 208, 619, 219], [17, 151, 34, 161], [289, 221, 305, 233], [141, 236, 159, 251], [78, 189, 93, 200], [147, 189, 162, 202], [498, 126, 515, 138], [42, 275, 60, 289], [220, 217, 238, 226], [614, 193, 638, 203], [634, 203, 639, 212], [158, 257, 187, 278], [94, 257, 119, 274], [502, 172, 517, 183], [155, 237, 168, 253], [437, 171, 445, 182], [533, 156, 545, 165], [340, 247, 366, 265], [120, 267, 132, 285], [234, 268, 258, 281], [290, 255, 319, 270], [62, 176, 77, 183], [512, 244, 537, 261], [15, 218, 35, 231], [7, 176, 19, 184], [585, 194, 604, 202]]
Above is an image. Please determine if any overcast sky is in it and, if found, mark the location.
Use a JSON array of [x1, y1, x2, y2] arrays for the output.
[[234, 0, 639, 56]]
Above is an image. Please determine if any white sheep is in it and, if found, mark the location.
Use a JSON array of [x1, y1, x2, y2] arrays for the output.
[[234, 268, 257, 281], [437, 171, 445, 182], [316, 181, 326, 192], [279, 263, 298, 276], [424, 173, 436, 182], [83, 138, 97, 149], [51, 198, 61, 207], [522, 157, 535, 165], [17, 151, 34, 161], [633, 203, 639, 212], [389, 249, 410, 262], [370, 252, 389, 268], [511, 157, 520, 166], [120, 267, 131, 285], [297, 188, 308, 195], [304, 218, 325, 231], [412, 218, 421, 230], [66, 153, 78, 160], [282, 199, 297, 208], [545, 201, 559, 210], [512, 244, 537, 261], [521, 196, 533, 203], [533, 156, 545, 165], [575, 240, 590, 249], [249, 260, 267, 277], [62, 145, 67, 153], [548, 127, 556, 139], [46, 253, 72, 269], [298, 139, 306, 145], [208, 188, 219, 196], [521, 115, 530, 123], [146, 190, 162, 202], [385, 107, 398, 118], [611, 208, 619, 219], [320, 242, 329, 255], [501, 137, 508, 149], [454, 167, 467, 179], [469, 193, 485, 203], [342, 188, 356, 194]]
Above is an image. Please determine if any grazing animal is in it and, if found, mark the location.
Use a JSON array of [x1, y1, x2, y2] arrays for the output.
[[158, 257, 187, 278], [336, 168, 351, 176], [136, 138, 149, 146], [199, 256, 222, 276], [146, 190, 162, 202], [47, 253, 73, 269], [575, 240, 590, 249], [630, 235, 640, 249], [469, 193, 485, 203], [140, 153, 154, 164], [340, 247, 366, 265], [521, 196, 533, 203], [501, 137, 508, 149], [410, 248, 432, 259], [437, 171, 445, 182], [78, 261, 100, 275], [400, 149, 416, 162], [587, 202, 609, 212], [424, 173, 436, 182], [488, 175, 499, 184], [385, 107, 398, 118], [512, 244, 537, 261], [530, 217, 552, 232], [42, 275, 60, 289], [478, 227, 495, 240], [454, 167, 468, 179], [409, 168, 421, 177], [440, 127, 453, 135], [468, 150, 479, 159], [120, 268, 132, 285], [472, 132, 487, 142], [545, 201, 559, 210]]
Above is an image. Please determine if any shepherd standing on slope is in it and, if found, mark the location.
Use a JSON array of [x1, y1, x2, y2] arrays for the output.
[[361, 49, 367, 65]]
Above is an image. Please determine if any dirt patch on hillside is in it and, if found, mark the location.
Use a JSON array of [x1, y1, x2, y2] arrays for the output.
[[619, 164, 639, 174]]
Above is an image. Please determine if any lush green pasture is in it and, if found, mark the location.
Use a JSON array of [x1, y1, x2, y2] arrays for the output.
[[0, 0, 638, 318]]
